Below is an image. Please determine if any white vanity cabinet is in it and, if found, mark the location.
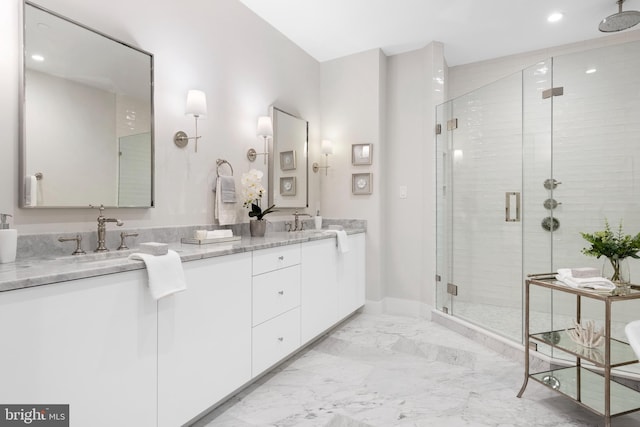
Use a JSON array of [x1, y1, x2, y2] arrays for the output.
[[0, 231, 365, 427], [300, 238, 339, 344], [0, 270, 158, 427], [251, 245, 302, 376], [338, 233, 366, 319], [157, 252, 252, 427]]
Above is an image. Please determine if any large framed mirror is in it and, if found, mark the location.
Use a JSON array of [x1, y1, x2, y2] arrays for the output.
[[20, 1, 154, 208], [268, 107, 308, 209]]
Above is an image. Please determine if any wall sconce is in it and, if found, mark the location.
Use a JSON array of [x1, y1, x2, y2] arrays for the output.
[[247, 116, 273, 164], [313, 139, 333, 175], [174, 90, 207, 152]]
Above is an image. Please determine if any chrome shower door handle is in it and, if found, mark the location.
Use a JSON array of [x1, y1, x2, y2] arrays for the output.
[[505, 192, 521, 222]]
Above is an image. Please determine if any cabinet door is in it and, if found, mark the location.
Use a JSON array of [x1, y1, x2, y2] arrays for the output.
[[300, 238, 338, 344], [0, 270, 157, 427], [158, 252, 252, 427], [338, 233, 366, 318]]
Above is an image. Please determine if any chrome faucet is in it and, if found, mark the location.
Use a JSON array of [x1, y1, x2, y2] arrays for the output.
[[289, 210, 312, 232], [93, 205, 124, 252]]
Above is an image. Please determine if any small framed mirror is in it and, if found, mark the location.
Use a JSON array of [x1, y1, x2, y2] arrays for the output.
[[268, 107, 308, 208], [20, 1, 154, 208]]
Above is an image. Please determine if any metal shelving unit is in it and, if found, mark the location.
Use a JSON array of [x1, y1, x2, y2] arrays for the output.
[[518, 274, 640, 427]]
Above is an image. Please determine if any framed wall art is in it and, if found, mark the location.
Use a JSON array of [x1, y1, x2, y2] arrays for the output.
[[279, 150, 296, 171], [280, 176, 296, 196], [352, 143, 372, 165], [352, 173, 372, 195]]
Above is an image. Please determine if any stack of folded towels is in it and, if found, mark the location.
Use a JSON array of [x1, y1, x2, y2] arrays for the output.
[[555, 267, 615, 291]]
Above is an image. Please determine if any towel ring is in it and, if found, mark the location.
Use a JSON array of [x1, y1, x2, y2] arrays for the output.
[[216, 159, 233, 177]]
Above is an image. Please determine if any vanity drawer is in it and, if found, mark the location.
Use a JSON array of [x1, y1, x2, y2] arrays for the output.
[[251, 307, 301, 376], [252, 265, 300, 326], [252, 244, 301, 275]]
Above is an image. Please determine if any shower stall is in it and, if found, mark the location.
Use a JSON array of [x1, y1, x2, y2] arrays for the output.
[[436, 39, 640, 367]]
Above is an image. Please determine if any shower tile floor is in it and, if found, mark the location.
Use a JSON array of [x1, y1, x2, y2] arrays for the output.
[[194, 313, 640, 427]]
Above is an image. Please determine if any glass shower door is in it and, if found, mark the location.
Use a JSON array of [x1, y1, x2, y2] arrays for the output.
[[437, 72, 525, 342]]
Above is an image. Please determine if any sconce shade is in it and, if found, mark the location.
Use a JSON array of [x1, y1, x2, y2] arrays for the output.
[[321, 139, 334, 155], [186, 90, 207, 117], [256, 116, 273, 137]]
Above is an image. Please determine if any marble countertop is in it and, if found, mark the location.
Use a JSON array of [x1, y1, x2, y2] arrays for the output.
[[0, 229, 364, 293]]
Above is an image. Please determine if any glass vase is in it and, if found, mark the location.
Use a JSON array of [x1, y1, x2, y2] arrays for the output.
[[602, 257, 630, 285]]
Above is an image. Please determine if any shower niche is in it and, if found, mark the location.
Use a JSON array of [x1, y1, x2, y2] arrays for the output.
[[436, 39, 640, 367]]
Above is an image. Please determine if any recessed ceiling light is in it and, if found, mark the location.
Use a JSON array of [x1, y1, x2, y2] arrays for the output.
[[548, 12, 564, 23], [586, 68, 597, 74], [31, 54, 44, 62]]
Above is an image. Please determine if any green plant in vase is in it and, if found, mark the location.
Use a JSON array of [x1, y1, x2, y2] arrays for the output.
[[580, 219, 640, 283]]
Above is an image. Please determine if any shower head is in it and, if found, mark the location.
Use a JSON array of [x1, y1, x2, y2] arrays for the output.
[[599, 0, 640, 32]]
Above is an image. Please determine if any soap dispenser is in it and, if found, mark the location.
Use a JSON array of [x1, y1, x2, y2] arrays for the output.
[[0, 213, 17, 264], [314, 209, 322, 230]]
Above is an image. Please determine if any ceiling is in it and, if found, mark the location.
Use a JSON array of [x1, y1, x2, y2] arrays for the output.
[[238, 0, 640, 66]]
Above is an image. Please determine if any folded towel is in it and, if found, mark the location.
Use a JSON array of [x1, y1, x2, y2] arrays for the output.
[[324, 229, 349, 253], [129, 250, 187, 299], [25, 175, 38, 207], [214, 178, 237, 225], [219, 176, 236, 203], [207, 229, 233, 239], [571, 267, 600, 278], [556, 268, 615, 291]]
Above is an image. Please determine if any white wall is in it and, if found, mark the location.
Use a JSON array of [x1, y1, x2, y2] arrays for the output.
[[384, 43, 445, 309], [1, 0, 320, 232], [320, 49, 386, 301]]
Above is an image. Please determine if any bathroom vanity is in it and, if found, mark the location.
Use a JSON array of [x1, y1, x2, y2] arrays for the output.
[[0, 230, 365, 427]]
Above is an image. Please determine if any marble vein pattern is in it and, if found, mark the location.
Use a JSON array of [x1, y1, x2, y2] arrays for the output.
[[195, 313, 640, 427], [0, 221, 365, 292]]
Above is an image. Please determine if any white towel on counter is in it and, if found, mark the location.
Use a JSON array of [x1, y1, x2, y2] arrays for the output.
[[214, 177, 237, 225], [555, 268, 615, 291], [324, 229, 350, 253], [129, 250, 187, 299], [207, 229, 233, 239], [24, 175, 38, 207]]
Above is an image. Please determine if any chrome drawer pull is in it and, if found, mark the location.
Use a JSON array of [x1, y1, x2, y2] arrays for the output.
[[277, 337, 284, 342], [278, 256, 284, 261]]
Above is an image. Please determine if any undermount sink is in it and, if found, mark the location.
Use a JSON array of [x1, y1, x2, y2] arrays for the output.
[[55, 249, 134, 263], [291, 229, 330, 238]]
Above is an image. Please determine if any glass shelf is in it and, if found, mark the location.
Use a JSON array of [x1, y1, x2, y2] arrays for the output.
[[531, 367, 640, 416], [531, 329, 638, 367]]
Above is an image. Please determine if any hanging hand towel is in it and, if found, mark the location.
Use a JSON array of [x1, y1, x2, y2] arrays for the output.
[[24, 175, 38, 207], [219, 176, 236, 202], [214, 177, 237, 225], [324, 229, 350, 253], [129, 250, 187, 299]]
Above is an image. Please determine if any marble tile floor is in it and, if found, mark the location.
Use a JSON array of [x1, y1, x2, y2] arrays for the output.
[[193, 313, 640, 427]]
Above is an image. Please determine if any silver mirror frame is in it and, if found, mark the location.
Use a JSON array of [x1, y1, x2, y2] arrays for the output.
[[268, 107, 309, 209], [19, 0, 155, 208]]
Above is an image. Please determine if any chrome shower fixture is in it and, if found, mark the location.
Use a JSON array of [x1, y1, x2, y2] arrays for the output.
[[599, 0, 640, 32]]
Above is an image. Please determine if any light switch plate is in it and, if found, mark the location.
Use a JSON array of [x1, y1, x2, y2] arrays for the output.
[[399, 185, 407, 199]]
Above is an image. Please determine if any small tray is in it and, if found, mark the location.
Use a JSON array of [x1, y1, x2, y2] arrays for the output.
[[181, 236, 241, 245]]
